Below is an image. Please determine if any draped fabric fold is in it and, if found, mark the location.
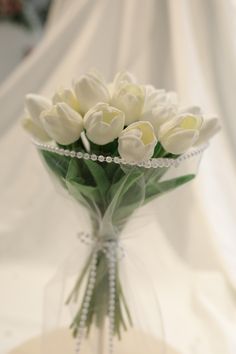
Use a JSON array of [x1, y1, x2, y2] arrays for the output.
[[1, 1, 236, 353]]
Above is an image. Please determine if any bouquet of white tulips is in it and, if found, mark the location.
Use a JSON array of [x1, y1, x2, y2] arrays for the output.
[[23, 70, 219, 354]]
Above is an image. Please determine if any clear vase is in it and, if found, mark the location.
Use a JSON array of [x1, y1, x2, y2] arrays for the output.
[[35, 141, 206, 354]]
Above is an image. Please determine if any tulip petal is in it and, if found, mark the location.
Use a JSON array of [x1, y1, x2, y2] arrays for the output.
[[40, 103, 83, 145], [84, 103, 124, 145], [161, 129, 199, 154], [180, 105, 203, 115], [118, 121, 156, 162], [196, 117, 221, 145], [22, 116, 51, 142], [111, 83, 145, 125], [113, 71, 136, 91], [74, 73, 110, 114], [25, 94, 51, 124], [52, 88, 80, 111]]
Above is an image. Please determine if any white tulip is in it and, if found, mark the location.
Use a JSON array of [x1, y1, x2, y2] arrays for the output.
[[40, 103, 83, 145], [140, 86, 178, 135], [141, 105, 176, 135], [108, 70, 136, 97], [196, 116, 220, 146], [159, 113, 203, 154], [112, 70, 136, 90], [111, 83, 145, 125], [52, 87, 80, 111], [143, 86, 178, 112], [24, 94, 51, 141], [74, 72, 110, 114], [22, 116, 51, 142], [84, 103, 125, 145], [118, 121, 157, 162], [25, 94, 51, 124]]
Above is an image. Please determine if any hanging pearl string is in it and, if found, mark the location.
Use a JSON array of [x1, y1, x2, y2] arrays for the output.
[[33, 140, 208, 169], [75, 251, 98, 354], [107, 244, 117, 354]]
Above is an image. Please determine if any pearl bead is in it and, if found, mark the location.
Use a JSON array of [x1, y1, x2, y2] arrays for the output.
[[77, 152, 83, 158], [152, 160, 158, 168], [83, 302, 89, 309], [164, 159, 169, 167], [80, 314, 87, 322], [106, 156, 113, 163], [91, 154, 97, 161], [114, 157, 120, 164], [86, 289, 92, 297]]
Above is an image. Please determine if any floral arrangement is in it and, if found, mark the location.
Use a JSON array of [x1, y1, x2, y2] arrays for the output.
[[22, 70, 219, 353], [23, 70, 219, 161]]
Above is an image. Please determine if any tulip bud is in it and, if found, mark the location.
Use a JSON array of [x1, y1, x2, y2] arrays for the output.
[[52, 87, 80, 111], [25, 94, 51, 124], [143, 86, 177, 108], [118, 121, 157, 162], [159, 114, 203, 154], [140, 87, 177, 135], [40, 103, 83, 145], [74, 72, 110, 114], [111, 83, 145, 125], [112, 70, 136, 90], [22, 116, 51, 142], [23, 94, 51, 141], [196, 116, 220, 146], [84, 103, 125, 145]]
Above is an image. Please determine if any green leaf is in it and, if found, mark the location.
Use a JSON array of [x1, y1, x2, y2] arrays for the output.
[[105, 162, 120, 180], [111, 165, 125, 184], [153, 142, 166, 157], [83, 159, 110, 197], [145, 174, 195, 202], [66, 179, 101, 205], [40, 150, 70, 179], [109, 169, 144, 202], [106, 169, 144, 226], [66, 158, 84, 183]]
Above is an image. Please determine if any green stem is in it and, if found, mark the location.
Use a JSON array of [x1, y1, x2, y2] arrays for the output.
[[67, 251, 132, 339], [65, 252, 93, 304]]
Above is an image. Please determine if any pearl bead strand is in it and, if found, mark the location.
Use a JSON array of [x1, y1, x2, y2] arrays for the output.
[[33, 140, 208, 169], [75, 252, 98, 354]]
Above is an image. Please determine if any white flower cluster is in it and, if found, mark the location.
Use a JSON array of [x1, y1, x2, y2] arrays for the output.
[[22, 70, 220, 162]]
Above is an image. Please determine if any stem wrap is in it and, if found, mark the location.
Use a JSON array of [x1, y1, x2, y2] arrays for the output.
[[74, 232, 125, 354]]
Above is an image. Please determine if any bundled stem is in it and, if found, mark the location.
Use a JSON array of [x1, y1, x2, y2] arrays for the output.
[[66, 250, 132, 340]]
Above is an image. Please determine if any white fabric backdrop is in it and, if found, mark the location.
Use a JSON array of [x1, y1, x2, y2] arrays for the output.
[[1, 0, 236, 353]]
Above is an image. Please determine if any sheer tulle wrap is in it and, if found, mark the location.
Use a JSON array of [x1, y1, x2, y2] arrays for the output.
[[35, 141, 207, 354]]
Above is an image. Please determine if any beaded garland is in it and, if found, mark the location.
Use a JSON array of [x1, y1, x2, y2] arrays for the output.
[[33, 140, 209, 168]]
